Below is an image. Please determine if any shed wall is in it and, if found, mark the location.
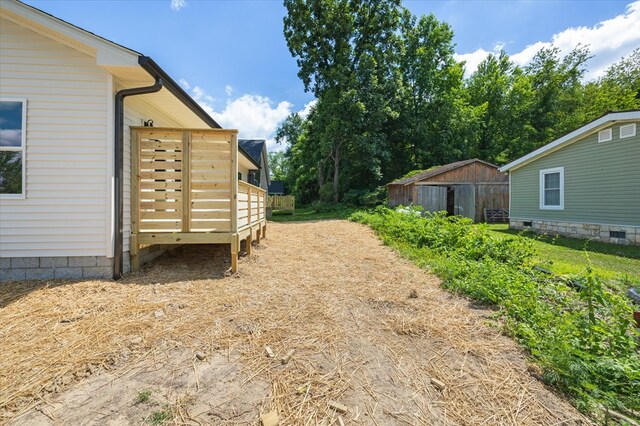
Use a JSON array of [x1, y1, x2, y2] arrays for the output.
[[0, 17, 110, 257], [510, 122, 640, 226]]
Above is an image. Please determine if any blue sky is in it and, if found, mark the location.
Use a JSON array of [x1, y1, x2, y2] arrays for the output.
[[24, 0, 640, 150]]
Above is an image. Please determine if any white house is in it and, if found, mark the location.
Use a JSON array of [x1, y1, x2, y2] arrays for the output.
[[0, 0, 262, 281]]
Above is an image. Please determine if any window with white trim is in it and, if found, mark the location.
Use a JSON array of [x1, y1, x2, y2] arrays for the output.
[[620, 123, 636, 139], [598, 128, 612, 143], [0, 99, 26, 197], [539, 167, 564, 210]]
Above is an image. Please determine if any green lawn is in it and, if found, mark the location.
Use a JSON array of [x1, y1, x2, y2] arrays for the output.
[[487, 224, 640, 284], [269, 206, 357, 222]]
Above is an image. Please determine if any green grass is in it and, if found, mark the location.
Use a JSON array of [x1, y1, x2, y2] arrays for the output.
[[135, 390, 152, 405], [487, 224, 640, 284], [270, 206, 356, 222], [148, 408, 172, 425]]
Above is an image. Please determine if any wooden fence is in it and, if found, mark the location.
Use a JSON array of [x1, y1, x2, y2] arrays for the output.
[[268, 195, 295, 211]]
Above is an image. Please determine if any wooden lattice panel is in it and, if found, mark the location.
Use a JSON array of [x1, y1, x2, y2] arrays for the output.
[[137, 130, 184, 233], [189, 131, 232, 232]]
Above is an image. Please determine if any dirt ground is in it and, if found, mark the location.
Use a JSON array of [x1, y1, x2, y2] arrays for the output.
[[0, 220, 590, 425]]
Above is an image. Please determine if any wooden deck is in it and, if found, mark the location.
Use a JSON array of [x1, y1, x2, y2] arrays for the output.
[[130, 127, 266, 273]]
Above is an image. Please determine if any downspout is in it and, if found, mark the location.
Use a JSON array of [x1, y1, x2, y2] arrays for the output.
[[113, 78, 163, 279]]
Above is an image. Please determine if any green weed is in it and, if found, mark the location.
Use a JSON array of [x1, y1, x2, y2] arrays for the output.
[[351, 206, 640, 418]]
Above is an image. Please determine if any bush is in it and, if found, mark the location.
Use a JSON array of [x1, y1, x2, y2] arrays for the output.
[[351, 206, 640, 417]]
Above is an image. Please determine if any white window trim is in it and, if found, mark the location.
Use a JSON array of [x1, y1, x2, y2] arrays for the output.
[[0, 97, 27, 199], [539, 167, 564, 210], [598, 128, 612, 143], [620, 123, 636, 139]]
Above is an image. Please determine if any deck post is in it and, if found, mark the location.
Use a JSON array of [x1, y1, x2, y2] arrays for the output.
[[130, 129, 140, 272], [181, 130, 192, 232], [230, 131, 239, 272], [246, 233, 252, 255], [231, 234, 238, 273]]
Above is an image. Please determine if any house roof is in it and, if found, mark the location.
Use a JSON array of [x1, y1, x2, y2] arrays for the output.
[[389, 159, 498, 186], [500, 110, 640, 172], [2, 0, 221, 129], [268, 181, 285, 194], [238, 140, 266, 165]]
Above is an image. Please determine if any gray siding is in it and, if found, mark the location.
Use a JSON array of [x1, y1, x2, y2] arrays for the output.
[[510, 121, 640, 226]]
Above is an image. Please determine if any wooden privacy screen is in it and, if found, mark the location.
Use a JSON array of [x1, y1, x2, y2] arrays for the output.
[[132, 128, 235, 234]]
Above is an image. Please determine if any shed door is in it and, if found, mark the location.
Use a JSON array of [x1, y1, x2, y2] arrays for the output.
[[415, 186, 447, 213], [454, 184, 475, 220]]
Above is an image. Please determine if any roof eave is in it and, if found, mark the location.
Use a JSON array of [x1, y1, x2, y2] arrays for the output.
[[138, 56, 221, 129], [500, 110, 640, 172]]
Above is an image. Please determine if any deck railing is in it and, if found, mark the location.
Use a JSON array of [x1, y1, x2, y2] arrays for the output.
[[268, 195, 295, 211], [238, 181, 267, 230], [130, 127, 268, 273]]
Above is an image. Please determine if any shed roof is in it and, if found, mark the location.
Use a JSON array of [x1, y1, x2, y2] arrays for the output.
[[389, 159, 498, 186]]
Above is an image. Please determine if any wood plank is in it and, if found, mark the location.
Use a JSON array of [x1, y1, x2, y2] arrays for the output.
[[190, 221, 231, 231], [139, 140, 183, 150], [140, 151, 183, 160], [190, 170, 229, 178], [182, 131, 192, 232], [131, 129, 140, 234], [190, 130, 233, 141], [192, 141, 231, 151], [139, 191, 182, 200], [191, 181, 230, 190], [191, 190, 230, 200], [136, 130, 183, 141], [191, 151, 230, 161], [137, 232, 231, 245], [139, 220, 182, 230], [140, 181, 182, 190], [139, 160, 182, 169], [139, 171, 182, 180], [190, 200, 230, 209], [140, 211, 182, 220], [191, 210, 230, 220], [141, 201, 182, 210]]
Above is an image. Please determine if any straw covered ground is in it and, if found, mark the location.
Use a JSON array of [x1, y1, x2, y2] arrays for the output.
[[0, 220, 590, 425]]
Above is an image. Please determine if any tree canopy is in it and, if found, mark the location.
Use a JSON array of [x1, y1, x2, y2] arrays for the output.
[[280, 0, 640, 205]]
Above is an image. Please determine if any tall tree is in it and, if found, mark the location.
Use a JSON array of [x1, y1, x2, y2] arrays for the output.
[[284, 0, 402, 201]]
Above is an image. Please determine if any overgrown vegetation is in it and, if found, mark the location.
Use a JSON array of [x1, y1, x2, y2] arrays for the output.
[[276, 0, 640, 205], [351, 207, 640, 420]]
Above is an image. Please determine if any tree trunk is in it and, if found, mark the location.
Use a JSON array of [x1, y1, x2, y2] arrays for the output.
[[332, 148, 340, 203]]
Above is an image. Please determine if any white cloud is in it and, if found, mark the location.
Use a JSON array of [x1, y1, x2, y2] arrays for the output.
[[170, 0, 187, 11], [0, 129, 22, 147], [225, 85, 234, 97], [458, 1, 640, 80], [179, 78, 190, 90], [180, 80, 292, 152], [299, 99, 317, 119]]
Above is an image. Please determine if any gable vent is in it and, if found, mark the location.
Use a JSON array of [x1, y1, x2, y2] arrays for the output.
[[598, 128, 612, 143], [620, 123, 636, 139]]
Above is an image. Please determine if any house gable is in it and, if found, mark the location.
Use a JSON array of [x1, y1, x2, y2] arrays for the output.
[[509, 120, 640, 226]]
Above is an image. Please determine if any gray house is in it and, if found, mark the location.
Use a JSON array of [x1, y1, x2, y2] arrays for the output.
[[500, 110, 640, 245], [238, 139, 270, 190]]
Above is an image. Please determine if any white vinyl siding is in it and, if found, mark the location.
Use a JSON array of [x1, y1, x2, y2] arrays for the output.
[[0, 17, 111, 257], [539, 167, 564, 210]]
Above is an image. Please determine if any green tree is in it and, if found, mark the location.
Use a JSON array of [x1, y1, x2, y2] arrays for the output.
[[284, 0, 402, 201]]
